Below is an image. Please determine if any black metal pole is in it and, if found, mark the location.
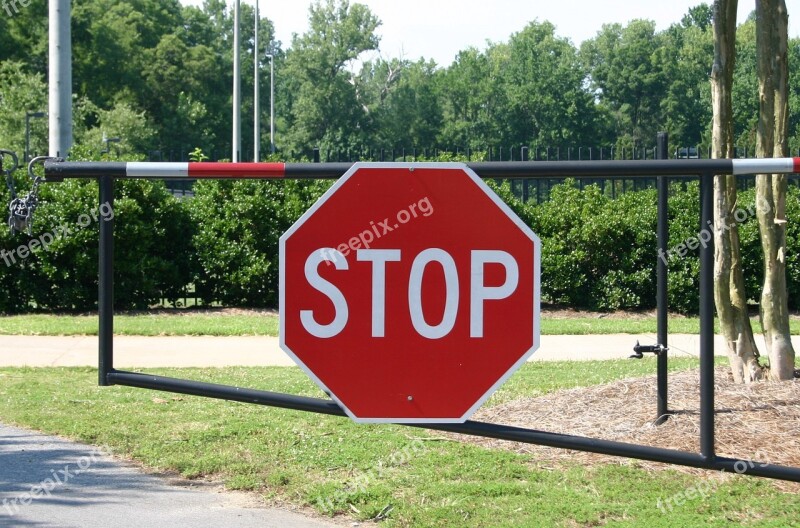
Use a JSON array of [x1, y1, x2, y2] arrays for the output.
[[699, 172, 715, 460], [44, 159, 743, 181], [98, 176, 115, 386], [521, 147, 529, 202], [656, 132, 669, 424], [105, 369, 800, 482]]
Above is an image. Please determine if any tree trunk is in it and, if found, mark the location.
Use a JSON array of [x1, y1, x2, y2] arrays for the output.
[[711, 0, 763, 383], [755, 0, 795, 380]]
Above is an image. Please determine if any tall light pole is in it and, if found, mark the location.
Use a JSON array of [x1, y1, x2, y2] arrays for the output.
[[266, 53, 275, 154], [253, 0, 260, 162], [25, 111, 46, 162], [232, 0, 241, 162], [49, 0, 73, 157]]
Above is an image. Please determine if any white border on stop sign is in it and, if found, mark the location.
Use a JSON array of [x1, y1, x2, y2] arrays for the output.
[[279, 162, 541, 424]]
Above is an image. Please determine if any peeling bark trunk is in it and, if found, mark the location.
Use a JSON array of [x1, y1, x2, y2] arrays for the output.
[[711, 0, 763, 383], [755, 0, 796, 380]]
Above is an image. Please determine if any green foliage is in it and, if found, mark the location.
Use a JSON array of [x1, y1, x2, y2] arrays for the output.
[[24, 178, 194, 311], [0, 62, 48, 157], [282, 0, 380, 154], [1, 1, 798, 157], [663, 182, 702, 313], [188, 147, 209, 162], [0, 167, 33, 313], [524, 181, 800, 313], [530, 182, 605, 307], [0, 143, 193, 312], [76, 101, 156, 159], [190, 179, 330, 306]]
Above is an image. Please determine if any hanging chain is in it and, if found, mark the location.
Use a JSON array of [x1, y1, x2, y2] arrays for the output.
[[1, 149, 30, 234], [6, 155, 53, 236]]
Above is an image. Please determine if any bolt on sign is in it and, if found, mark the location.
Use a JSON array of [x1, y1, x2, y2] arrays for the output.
[[280, 163, 540, 423]]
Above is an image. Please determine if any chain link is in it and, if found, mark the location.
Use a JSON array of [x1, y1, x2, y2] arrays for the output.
[[5, 155, 53, 236]]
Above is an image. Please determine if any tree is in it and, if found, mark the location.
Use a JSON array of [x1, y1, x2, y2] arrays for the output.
[[658, 12, 714, 147], [581, 20, 667, 150], [0, 62, 48, 156], [754, 0, 795, 380], [501, 22, 599, 148], [282, 0, 381, 155], [437, 47, 500, 149], [357, 58, 443, 149], [711, 0, 763, 383]]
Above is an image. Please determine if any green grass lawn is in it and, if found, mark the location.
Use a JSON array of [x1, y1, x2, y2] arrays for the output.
[[0, 359, 797, 527], [2, 311, 797, 336]]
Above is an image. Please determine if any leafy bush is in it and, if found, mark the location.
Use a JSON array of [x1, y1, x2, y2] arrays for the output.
[[191, 179, 331, 307], [738, 184, 800, 311], [523, 180, 800, 313], [25, 177, 194, 311], [0, 165, 35, 313], [663, 181, 701, 313]]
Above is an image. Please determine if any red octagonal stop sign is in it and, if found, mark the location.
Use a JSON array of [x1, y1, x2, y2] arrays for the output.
[[280, 163, 540, 423]]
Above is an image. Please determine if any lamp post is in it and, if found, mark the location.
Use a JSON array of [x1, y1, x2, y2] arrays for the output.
[[266, 53, 275, 154], [101, 133, 120, 158], [25, 111, 46, 162]]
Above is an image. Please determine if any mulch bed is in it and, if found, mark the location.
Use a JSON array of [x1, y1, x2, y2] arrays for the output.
[[446, 366, 800, 490]]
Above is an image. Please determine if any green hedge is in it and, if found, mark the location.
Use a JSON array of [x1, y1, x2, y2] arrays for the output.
[[0, 177, 193, 312], [1, 169, 798, 314], [190, 179, 331, 307], [490, 179, 799, 313]]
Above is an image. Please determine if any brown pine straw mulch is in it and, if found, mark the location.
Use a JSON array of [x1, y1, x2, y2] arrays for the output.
[[446, 366, 800, 490]]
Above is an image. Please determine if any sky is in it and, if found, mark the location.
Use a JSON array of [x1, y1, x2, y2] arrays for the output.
[[181, 0, 800, 66]]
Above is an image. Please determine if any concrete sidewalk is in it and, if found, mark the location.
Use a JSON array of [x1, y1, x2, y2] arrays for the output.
[[0, 333, 777, 368]]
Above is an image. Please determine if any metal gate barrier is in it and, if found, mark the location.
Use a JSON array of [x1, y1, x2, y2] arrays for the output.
[[33, 149, 800, 482]]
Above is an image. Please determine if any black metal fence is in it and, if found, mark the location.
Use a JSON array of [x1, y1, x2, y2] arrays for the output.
[[157, 145, 800, 202]]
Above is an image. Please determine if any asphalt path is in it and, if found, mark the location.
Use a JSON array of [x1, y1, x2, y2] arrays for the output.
[[0, 423, 338, 528]]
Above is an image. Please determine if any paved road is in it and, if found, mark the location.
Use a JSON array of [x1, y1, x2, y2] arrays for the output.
[[0, 424, 338, 528], [0, 333, 760, 369]]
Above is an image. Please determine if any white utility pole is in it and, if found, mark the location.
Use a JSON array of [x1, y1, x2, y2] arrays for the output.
[[232, 0, 241, 162], [254, 0, 260, 162], [49, 0, 73, 157]]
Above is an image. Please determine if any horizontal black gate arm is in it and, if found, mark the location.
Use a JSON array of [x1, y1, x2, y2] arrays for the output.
[[43, 158, 800, 180], [108, 370, 800, 483]]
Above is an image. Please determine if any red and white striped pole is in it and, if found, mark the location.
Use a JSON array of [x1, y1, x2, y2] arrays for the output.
[[730, 157, 800, 175], [43, 158, 800, 181]]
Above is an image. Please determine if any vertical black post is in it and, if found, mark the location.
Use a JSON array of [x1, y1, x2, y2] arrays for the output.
[[521, 146, 529, 202], [98, 175, 115, 386], [699, 171, 715, 460], [656, 132, 670, 424]]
